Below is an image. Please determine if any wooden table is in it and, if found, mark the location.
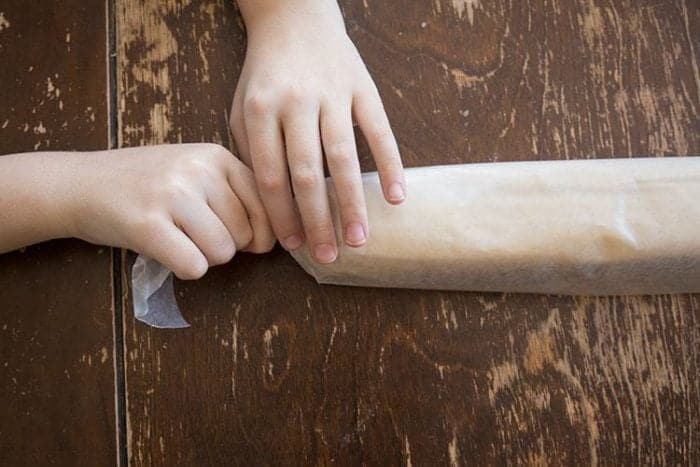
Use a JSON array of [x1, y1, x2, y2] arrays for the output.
[[1, 1, 698, 465]]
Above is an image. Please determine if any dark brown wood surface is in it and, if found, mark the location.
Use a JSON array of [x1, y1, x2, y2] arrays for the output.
[[117, 0, 699, 466], [1, 0, 698, 465], [0, 2, 116, 465]]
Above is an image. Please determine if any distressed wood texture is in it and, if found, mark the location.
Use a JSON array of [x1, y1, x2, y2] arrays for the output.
[[0, 2, 117, 465], [118, 0, 699, 465]]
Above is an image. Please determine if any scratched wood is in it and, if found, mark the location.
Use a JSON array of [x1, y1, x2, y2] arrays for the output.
[[118, 0, 699, 465], [0, 2, 117, 465]]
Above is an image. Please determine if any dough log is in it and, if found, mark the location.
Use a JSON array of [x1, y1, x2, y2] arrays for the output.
[[290, 157, 700, 295]]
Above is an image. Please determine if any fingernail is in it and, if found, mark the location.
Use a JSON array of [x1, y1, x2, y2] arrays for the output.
[[388, 182, 405, 202], [314, 243, 337, 264], [283, 234, 303, 250], [345, 223, 366, 246]]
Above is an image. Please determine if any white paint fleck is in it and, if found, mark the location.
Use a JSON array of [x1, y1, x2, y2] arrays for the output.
[[0, 12, 10, 32], [450, 310, 458, 330], [405, 435, 413, 467], [487, 360, 520, 404], [148, 102, 170, 137], [448, 430, 460, 466], [450, 67, 481, 91], [100, 346, 109, 364], [263, 324, 279, 378], [451, 0, 480, 25], [33, 122, 47, 135], [477, 295, 498, 311], [46, 77, 60, 98]]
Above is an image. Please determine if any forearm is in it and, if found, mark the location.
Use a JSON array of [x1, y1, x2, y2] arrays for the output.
[[0, 152, 77, 253]]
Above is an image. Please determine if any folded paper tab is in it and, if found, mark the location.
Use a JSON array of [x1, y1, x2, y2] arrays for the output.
[[132, 255, 189, 329], [291, 157, 700, 295]]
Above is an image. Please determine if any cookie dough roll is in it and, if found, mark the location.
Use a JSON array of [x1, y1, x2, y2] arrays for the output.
[[291, 157, 700, 295]]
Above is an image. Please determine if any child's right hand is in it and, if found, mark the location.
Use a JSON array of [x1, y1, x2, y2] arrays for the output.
[[67, 143, 276, 279]]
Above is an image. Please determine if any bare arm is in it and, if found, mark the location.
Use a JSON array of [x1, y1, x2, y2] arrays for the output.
[[0, 152, 76, 252]]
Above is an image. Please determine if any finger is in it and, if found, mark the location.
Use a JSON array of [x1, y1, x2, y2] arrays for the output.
[[320, 100, 368, 247], [230, 92, 251, 166], [206, 180, 254, 252], [284, 106, 337, 264], [243, 95, 304, 251], [225, 158, 277, 254], [353, 86, 406, 204], [173, 200, 237, 267], [132, 216, 209, 280]]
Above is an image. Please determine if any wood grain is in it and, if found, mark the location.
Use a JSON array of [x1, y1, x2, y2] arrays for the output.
[[0, 1, 116, 465], [117, 0, 699, 464]]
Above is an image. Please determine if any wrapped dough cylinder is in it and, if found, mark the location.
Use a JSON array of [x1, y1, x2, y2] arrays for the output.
[[290, 157, 700, 295]]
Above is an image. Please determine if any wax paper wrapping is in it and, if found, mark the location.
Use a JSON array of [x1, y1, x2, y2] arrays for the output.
[[131, 255, 189, 328], [291, 157, 700, 295]]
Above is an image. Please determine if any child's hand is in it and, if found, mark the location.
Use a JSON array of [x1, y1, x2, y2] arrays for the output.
[[69, 144, 276, 279], [230, 0, 405, 264]]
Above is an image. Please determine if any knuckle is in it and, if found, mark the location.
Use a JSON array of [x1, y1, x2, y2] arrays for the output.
[[368, 123, 393, 143], [198, 142, 226, 153], [310, 226, 336, 244], [208, 237, 237, 266], [325, 140, 356, 164], [198, 144, 232, 168], [207, 143, 232, 159], [337, 200, 363, 218], [227, 152, 246, 172], [185, 157, 214, 178], [376, 158, 403, 176], [256, 170, 285, 193], [243, 92, 271, 115], [282, 86, 312, 107], [161, 177, 196, 203], [292, 165, 320, 190]]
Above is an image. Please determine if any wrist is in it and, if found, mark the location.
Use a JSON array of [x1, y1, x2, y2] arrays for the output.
[[33, 152, 83, 240], [238, 0, 346, 44], [0, 151, 81, 252]]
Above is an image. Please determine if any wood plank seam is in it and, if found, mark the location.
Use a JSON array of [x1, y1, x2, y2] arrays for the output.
[[108, 0, 128, 465]]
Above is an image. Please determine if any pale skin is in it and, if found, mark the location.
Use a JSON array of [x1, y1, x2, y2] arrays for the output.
[[231, 0, 406, 263], [0, 0, 403, 275], [0, 144, 276, 280]]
